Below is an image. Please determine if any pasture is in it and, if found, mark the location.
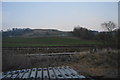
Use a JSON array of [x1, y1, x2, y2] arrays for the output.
[[2, 37, 99, 47]]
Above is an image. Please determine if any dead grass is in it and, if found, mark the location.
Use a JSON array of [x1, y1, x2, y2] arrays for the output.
[[2, 48, 119, 78]]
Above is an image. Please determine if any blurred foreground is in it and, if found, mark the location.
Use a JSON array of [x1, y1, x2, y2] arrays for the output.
[[2, 48, 119, 78]]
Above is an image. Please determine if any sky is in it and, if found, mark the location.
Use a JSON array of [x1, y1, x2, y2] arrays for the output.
[[2, 2, 118, 31]]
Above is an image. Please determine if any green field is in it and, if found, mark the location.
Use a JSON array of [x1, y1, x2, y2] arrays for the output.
[[2, 37, 99, 47]]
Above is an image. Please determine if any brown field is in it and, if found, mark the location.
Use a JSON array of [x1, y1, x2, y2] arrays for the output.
[[2, 48, 119, 78]]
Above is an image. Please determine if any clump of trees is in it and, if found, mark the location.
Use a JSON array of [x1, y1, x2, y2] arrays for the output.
[[98, 21, 118, 48], [73, 25, 98, 40], [72, 21, 119, 48]]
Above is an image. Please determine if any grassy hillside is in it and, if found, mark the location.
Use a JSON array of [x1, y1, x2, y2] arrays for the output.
[[2, 37, 99, 47], [2, 29, 73, 37], [22, 29, 72, 37]]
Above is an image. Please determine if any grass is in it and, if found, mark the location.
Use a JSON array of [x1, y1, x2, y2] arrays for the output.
[[2, 49, 119, 78], [2, 37, 99, 47]]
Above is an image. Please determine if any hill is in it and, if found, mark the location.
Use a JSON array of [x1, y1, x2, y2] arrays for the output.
[[2, 28, 73, 37], [22, 29, 73, 37]]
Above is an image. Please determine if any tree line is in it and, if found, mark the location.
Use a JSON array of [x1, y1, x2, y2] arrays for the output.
[[72, 21, 119, 48], [2, 21, 119, 48], [2, 28, 32, 37], [73, 25, 98, 40]]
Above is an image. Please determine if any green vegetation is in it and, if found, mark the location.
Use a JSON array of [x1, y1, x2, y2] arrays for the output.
[[2, 37, 99, 47]]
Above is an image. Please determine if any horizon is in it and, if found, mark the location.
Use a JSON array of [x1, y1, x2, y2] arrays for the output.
[[3, 27, 117, 32], [2, 2, 118, 31]]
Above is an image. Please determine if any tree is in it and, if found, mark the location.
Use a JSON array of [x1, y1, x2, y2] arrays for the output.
[[73, 25, 94, 39], [101, 21, 116, 31], [97, 32, 108, 47], [100, 21, 117, 47]]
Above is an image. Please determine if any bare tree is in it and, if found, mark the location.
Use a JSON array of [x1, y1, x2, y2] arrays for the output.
[[101, 21, 116, 31], [100, 21, 117, 48]]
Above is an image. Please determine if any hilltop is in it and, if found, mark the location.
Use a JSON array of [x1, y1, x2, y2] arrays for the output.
[[2, 28, 73, 37], [22, 29, 73, 37]]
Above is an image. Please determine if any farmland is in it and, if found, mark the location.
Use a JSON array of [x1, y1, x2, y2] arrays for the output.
[[2, 36, 119, 78], [2, 37, 99, 47]]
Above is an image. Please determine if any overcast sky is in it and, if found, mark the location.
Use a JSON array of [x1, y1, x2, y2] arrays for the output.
[[2, 2, 118, 31]]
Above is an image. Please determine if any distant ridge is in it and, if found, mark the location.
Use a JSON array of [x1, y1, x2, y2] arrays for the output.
[[2, 28, 73, 37], [23, 29, 73, 37]]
